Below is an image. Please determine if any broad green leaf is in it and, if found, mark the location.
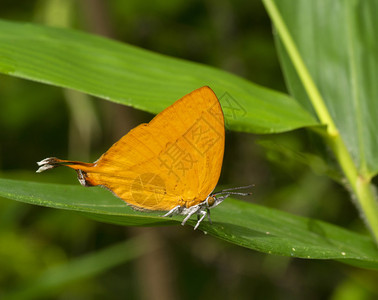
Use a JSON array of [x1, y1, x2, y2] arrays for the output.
[[271, 0, 378, 177], [0, 19, 317, 134], [257, 139, 344, 183], [1, 178, 377, 269]]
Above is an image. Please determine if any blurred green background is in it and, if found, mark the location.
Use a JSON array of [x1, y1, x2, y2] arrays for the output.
[[0, 0, 377, 299]]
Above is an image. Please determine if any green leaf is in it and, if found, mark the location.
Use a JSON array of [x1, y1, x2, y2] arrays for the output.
[[1, 178, 377, 269], [272, 0, 378, 177], [0, 19, 317, 134], [257, 139, 344, 183]]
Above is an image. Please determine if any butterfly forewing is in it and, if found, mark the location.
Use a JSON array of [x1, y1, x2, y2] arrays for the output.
[[96, 87, 224, 210], [38, 87, 225, 212]]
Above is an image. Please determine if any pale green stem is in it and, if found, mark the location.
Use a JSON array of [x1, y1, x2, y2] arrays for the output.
[[263, 0, 378, 243]]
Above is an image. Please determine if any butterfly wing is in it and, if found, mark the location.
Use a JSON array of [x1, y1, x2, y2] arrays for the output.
[[38, 86, 225, 211]]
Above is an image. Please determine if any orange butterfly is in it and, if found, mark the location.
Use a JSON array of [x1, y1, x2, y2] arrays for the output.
[[37, 86, 250, 229]]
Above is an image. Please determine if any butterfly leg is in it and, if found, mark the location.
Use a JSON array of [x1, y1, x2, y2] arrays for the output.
[[206, 207, 212, 224], [181, 205, 200, 226], [194, 210, 207, 230], [163, 205, 182, 218]]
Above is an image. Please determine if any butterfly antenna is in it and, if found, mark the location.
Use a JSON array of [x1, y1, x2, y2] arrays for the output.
[[213, 184, 254, 196]]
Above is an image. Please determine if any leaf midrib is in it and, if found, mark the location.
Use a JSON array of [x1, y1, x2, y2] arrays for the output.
[[345, 3, 367, 175]]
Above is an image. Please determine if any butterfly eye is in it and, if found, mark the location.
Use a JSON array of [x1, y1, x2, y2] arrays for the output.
[[207, 196, 215, 207]]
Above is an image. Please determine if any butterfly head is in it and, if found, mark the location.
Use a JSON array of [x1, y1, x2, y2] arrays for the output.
[[206, 185, 253, 209], [205, 194, 227, 209]]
